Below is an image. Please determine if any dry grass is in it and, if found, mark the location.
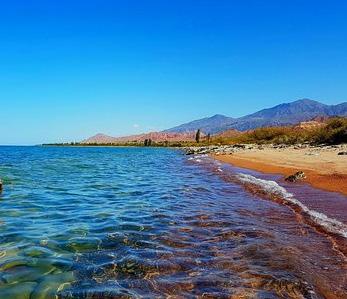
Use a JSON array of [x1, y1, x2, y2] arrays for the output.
[[209, 117, 347, 145]]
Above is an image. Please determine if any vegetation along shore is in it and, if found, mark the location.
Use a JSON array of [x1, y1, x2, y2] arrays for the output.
[[43, 117, 347, 195]]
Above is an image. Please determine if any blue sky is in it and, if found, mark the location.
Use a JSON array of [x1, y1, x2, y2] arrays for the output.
[[0, 0, 346, 144]]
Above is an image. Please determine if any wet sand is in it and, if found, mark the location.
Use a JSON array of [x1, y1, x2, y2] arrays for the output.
[[213, 145, 347, 195]]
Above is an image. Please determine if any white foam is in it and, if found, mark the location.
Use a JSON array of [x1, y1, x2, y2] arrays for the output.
[[236, 173, 347, 239], [195, 154, 208, 158], [188, 154, 209, 163]]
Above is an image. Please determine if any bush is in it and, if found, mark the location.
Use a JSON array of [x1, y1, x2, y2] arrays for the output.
[[211, 117, 347, 145], [312, 117, 347, 144]]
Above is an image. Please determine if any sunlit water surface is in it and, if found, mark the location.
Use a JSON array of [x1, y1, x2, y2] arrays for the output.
[[0, 146, 346, 298]]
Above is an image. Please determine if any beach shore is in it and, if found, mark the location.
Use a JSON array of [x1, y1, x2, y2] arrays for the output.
[[212, 145, 347, 195]]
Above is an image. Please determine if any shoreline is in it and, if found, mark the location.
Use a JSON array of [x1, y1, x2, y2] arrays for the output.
[[210, 145, 347, 196]]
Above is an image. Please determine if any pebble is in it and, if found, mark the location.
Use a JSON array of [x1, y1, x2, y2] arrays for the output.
[[185, 144, 347, 157]]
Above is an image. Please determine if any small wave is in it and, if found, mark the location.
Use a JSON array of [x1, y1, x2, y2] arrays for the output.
[[236, 173, 347, 239], [187, 154, 209, 163]]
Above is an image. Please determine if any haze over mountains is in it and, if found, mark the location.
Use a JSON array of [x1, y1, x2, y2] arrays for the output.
[[82, 99, 347, 144]]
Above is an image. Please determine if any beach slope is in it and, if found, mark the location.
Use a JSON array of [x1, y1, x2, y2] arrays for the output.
[[213, 145, 347, 195]]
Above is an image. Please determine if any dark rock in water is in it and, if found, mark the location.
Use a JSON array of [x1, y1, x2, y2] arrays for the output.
[[337, 151, 347, 155], [285, 171, 306, 182], [0, 179, 2, 192]]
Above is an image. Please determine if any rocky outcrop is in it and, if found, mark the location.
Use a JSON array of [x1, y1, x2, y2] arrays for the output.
[[285, 171, 306, 182]]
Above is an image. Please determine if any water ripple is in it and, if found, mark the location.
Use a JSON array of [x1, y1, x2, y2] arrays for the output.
[[0, 146, 346, 298]]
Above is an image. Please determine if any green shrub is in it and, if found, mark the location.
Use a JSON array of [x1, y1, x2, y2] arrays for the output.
[[312, 117, 347, 144]]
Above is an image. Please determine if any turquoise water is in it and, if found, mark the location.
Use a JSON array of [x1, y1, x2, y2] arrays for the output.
[[0, 146, 346, 298]]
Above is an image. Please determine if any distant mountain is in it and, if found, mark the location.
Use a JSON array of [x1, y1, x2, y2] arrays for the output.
[[81, 99, 347, 144], [164, 114, 234, 134], [82, 131, 197, 144], [165, 99, 347, 133], [330, 102, 347, 115], [83, 133, 118, 144]]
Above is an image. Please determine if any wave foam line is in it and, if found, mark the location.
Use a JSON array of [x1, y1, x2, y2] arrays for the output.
[[236, 173, 347, 239]]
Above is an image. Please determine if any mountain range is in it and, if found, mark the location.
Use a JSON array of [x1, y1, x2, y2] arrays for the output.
[[82, 99, 347, 144], [164, 99, 347, 134]]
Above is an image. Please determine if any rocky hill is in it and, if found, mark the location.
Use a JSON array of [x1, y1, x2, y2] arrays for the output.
[[82, 132, 197, 144]]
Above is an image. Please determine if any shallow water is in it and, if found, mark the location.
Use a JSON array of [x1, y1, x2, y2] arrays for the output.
[[0, 146, 346, 298]]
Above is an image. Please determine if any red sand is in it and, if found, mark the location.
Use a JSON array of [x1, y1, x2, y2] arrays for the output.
[[213, 148, 347, 196]]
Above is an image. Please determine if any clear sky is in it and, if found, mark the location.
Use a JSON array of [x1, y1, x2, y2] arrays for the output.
[[0, 0, 346, 145]]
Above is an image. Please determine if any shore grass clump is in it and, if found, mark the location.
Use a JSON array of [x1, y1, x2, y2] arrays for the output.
[[312, 117, 347, 144], [230, 126, 310, 145], [218, 117, 347, 145]]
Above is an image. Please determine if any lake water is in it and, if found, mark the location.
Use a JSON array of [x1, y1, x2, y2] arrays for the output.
[[0, 146, 346, 298]]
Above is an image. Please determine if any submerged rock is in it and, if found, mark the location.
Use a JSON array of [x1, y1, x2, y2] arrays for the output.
[[0, 282, 37, 299], [285, 171, 306, 182], [2, 266, 50, 284], [30, 271, 74, 299], [0, 258, 28, 271], [337, 151, 347, 155], [0, 179, 2, 192]]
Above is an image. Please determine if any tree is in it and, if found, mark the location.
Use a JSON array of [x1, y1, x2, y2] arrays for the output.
[[144, 139, 148, 146], [195, 129, 201, 143], [207, 133, 211, 144]]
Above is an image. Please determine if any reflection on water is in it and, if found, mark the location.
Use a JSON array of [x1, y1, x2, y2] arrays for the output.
[[0, 146, 346, 298]]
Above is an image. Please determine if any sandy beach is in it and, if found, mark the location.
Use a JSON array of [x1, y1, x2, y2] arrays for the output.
[[212, 145, 347, 196]]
